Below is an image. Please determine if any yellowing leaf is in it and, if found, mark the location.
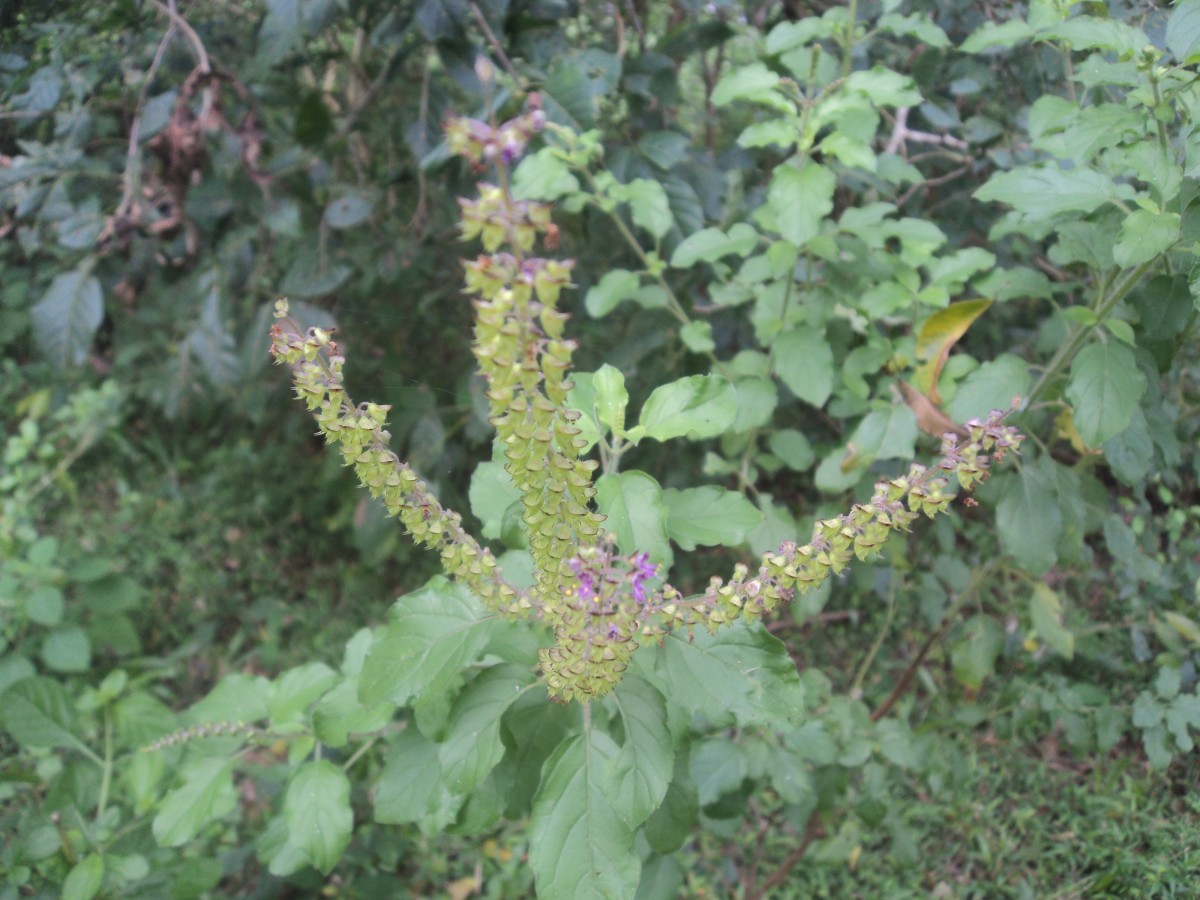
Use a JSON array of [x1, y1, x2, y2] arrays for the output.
[[914, 299, 992, 402]]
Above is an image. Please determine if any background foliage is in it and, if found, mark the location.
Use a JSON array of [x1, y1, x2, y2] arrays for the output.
[[2, 0, 1199, 897]]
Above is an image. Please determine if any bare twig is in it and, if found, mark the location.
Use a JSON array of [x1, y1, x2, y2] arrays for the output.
[[150, 0, 211, 74], [469, 2, 524, 89], [885, 107, 969, 156], [116, 12, 178, 217], [895, 162, 971, 206], [746, 815, 825, 900]]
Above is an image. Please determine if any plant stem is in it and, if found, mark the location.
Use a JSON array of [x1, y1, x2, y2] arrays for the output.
[[1022, 259, 1155, 412], [870, 560, 995, 722], [842, 0, 859, 79], [96, 712, 114, 822]]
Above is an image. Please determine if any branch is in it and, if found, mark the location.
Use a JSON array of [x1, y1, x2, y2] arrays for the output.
[[885, 106, 969, 156]]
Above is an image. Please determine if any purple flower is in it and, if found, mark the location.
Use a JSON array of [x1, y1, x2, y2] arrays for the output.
[[629, 551, 658, 603]]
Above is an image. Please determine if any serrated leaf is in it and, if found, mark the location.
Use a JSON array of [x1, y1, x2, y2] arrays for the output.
[[282, 761, 352, 874], [31, 270, 104, 368], [663, 486, 763, 551], [993, 456, 1063, 576], [586, 269, 640, 317], [374, 726, 462, 832], [670, 224, 758, 268], [593, 364, 629, 434], [625, 178, 673, 240], [267, 663, 338, 728], [951, 615, 1004, 689], [609, 676, 673, 828], [1168, 0, 1200, 62], [961, 19, 1034, 53], [358, 577, 493, 708], [644, 623, 805, 726], [772, 328, 834, 408], [469, 461, 521, 541], [1039, 16, 1149, 55], [768, 161, 835, 248], [974, 166, 1117, 220], [512, 147, 581, 201], [0, 676, 89, 753], [1113, 210, 1180, 268], [595, 471, 672, 569], [635, 374, 737, 442], [711, 62, 786, 110], [529, 731, 640, 898], [439, 664, 531, 796], [153, 757, 237, 847], [1030, 583, 1074, 660], [1065, 342, 1147, 447], [311, 678, 394, 748], [844, 66, 923, 107]]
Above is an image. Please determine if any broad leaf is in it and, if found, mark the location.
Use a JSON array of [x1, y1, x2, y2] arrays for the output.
[[267, 662, 338, 728], [670, 224, 758, 268], [374, 726, 462, 833], [633, 374, 737, 442], [992, 455, 1063, 576], [529, 731, 640, 899], [358, 577, 493, 708], [663, 486, 763, 550], [1030, 583, 1074, 660], [1113, 210, 1180, 268], [609, 676, 674, 828], [974, 166, 1117, 220], [31, 270, 104, 368], [1065, 342, 1147, 446], [153, 757, 237, 847], [640, 623, 805, 727], [624, 179, 673, 240], [945, 353, 1030, 423], [767, 161, 834, 248], [951, 615, 1004, 689], [439, 664, 532, 796], [772, 328, 834, 408], [586, 269, 640, 318], [0, 676, 89, 753], [595, 471, 672, 568], [282, 761, 352, 874], [1168, 0, 1200, 62]]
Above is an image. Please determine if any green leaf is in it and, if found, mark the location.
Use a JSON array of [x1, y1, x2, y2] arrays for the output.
[[511, 147, 581, 201], [283, 761, 353, 874], [358, 577, 493, 709], [1168, 0, 1200, 62], [595, 471, 672, 569], [670, 224, 758, 268], [1030, 584, 1074, 660], [311, 678, 394, 748], [586, 269, 640, 318], [41, 626, 90, 672], [374, 726, 462, 832], [663, 486, 763, 551], [62, 854, 105, 900], [914, 299, 992, 396], [609, 676, 674, 828], [878, 12, 950, 47], [153, 756, 237, 847], [974, 166, 1117, 220], [1039, 16, 1149, 55], [690, 736, 748, 807], [529, 731, 640, 899], [0, 676, 88, 753], [771, 328, 834, 408], [767, 161, 835, 248], [643, 623, 805, 726], [1113, 210, 1180, 268], [961, 19, 1034, 53], [848, 405, 918, 462], [31, 270, 104, 368], [593, 364, 629, 435], [25, 585, 64, 626], [768, 429, 815, 471], [187, 673, 270, 726], [945, 354, 1030, 423], [439, 664, 531, 796], [267, 662, 338, 728], [844, 66, 923, 107], [469, 460, 522, 541], [680, 320, 715, 353], [625, 179, 673, 240], [951, 615, 1004, 689], [634, 374, 737, 442], [1065, 342, 1147, 447], [993, 455, 1063, 576], [711, 62, 787, 110], [323, 189, 377, 230]]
